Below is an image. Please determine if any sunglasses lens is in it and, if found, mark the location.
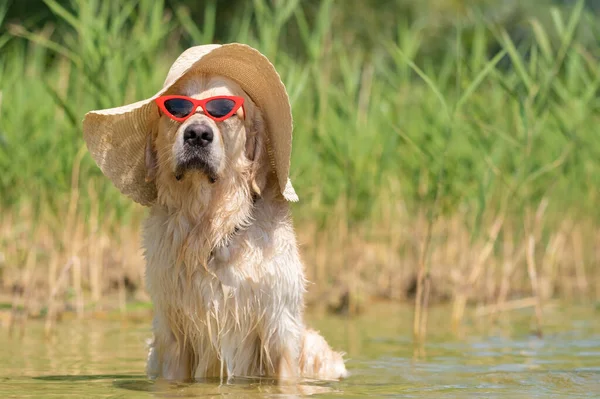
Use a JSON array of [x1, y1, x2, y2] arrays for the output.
[[164, 98, 194, 118], [205, 98, 236, 118]]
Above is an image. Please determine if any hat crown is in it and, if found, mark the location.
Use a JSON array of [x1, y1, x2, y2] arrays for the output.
[[163, 45, 221, 88]]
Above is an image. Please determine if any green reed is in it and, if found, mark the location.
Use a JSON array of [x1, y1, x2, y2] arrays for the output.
[[1, 0, 599, 321]]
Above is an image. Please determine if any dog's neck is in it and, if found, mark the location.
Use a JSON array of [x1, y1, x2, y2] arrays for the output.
[[209, 192, 259, 255], [152, 172, 256, 271]]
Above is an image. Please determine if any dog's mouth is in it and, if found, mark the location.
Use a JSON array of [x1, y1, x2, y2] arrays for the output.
[[174, 155, 219, 183]]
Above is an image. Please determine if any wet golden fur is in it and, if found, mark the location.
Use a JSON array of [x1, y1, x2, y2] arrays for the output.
[[143, 74, 347, 381]]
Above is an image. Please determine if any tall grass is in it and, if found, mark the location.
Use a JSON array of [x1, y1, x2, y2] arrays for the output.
[[1, 0, 599, 332]]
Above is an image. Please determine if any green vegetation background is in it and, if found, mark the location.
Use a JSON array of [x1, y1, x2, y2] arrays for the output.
[[1, 0, 599, 307]]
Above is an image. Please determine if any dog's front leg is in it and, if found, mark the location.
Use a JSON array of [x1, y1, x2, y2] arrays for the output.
[[261, 311, 303, 380], [147, 314, 193, 381]]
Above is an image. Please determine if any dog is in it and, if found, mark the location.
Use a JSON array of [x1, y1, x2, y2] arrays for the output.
[[82, 43, 348, 383], [141, 73, 347, 381]]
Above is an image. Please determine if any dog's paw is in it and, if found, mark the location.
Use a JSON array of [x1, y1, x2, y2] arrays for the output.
[[299, 329, 349, 380]]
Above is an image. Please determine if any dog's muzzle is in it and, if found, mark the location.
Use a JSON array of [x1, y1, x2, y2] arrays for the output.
[[174, 122, 219, 182]]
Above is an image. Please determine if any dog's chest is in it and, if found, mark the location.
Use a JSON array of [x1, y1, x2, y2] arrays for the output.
[[143, 213, 281, 325]]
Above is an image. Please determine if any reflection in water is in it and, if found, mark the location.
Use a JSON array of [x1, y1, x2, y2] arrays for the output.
[[114, 378, 339, 398], [1, 304, 599, 398]]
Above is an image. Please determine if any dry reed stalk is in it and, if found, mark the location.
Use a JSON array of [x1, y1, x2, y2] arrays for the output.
[[44, 258, 73, 336], [9, 245, 37, 337], [72, 233, 84, 317], [451, 215, 504, 328], [494, 241, 526, 321], [315, 228, 327, 303], [394, 244, 408, 301], [571, 230, 589, 300], [418, 274, 431, 340], [595, 231, 600, 301], [379, 205, 404, 300], [413, 209, 433, 343], [88, 181, 102, 306], [47, 246, 58, 301], [337, 202, 360, 316], [541, 232, 565, 299], [445, 217, 463, 287], [494, 223, 514, 316], [386, 183, 405, 299], [65, 148, 87, 318], [17, 243, 39, 337], [117, 227, 128, 314], [525, 234, 543, 337], [555, 220, 575, 300]]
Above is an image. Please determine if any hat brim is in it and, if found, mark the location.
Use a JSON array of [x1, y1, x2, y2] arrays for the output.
[[82, 43, 298, 206]]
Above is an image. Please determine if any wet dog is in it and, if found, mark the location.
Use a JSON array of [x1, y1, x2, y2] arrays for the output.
[[142, 74, 348, 381]]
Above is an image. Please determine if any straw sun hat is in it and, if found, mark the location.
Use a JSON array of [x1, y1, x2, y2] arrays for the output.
[[82, 43, 298, 206]]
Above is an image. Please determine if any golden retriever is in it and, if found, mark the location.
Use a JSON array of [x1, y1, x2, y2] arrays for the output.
[[142, 73, 348, 382]]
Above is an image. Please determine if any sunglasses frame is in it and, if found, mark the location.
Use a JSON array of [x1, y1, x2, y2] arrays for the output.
[[155, 95, 245, 123]]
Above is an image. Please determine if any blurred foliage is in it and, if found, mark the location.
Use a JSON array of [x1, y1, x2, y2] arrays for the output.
[[4, 1, 600, 59], [1, 0, 600, 232]]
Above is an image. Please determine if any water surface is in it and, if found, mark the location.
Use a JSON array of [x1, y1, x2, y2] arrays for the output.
[[1, 304, 599, 398]]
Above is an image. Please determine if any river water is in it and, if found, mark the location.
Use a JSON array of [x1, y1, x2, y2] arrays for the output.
[[1, 303, 599, 398]]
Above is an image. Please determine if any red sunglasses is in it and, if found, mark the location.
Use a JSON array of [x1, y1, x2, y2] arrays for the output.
[[155, 95, 245, 122]]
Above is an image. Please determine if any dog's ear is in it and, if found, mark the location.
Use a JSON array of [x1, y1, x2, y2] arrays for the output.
[[246, 111, 266, 197], [145, 128, 158, 183]]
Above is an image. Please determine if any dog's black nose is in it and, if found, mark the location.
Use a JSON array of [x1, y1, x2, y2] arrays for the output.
[[184, 124, 213, 147]]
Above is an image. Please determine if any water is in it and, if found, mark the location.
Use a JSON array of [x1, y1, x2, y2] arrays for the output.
[[1, 303, 599, 398]]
